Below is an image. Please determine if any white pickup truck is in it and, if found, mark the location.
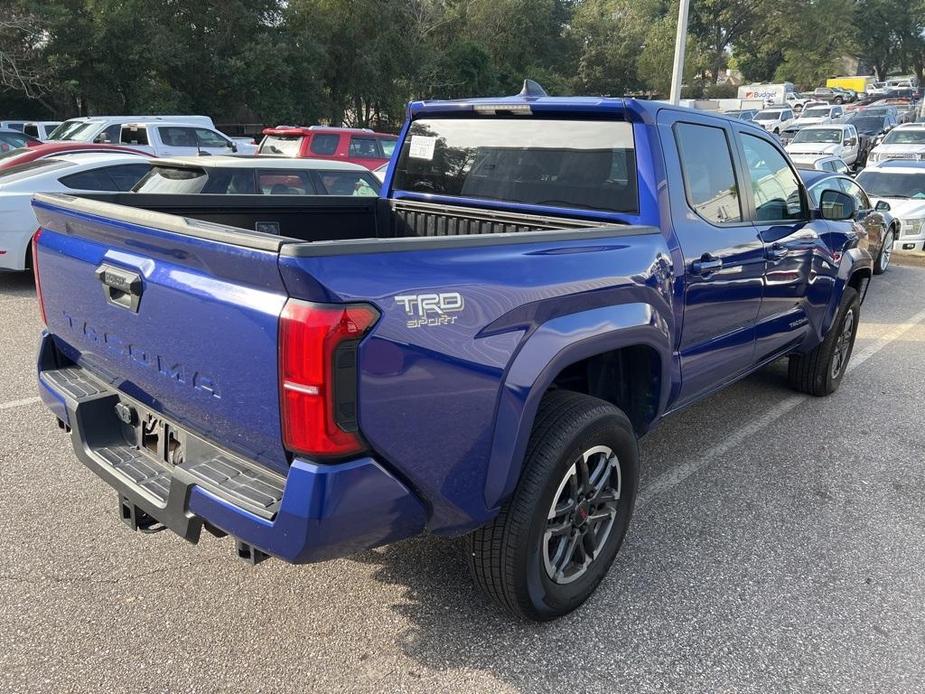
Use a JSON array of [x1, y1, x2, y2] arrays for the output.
[[118, 122, 258, 157]]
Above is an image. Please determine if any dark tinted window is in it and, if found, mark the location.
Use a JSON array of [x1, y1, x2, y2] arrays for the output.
[[23, 124, 39, 138], [60, 168, 119, 191], [309, 134, 340, 155], [393, 118, 638, 214], [258, 171, 314, 195], [158, 127, 198, 147], [104, 163, 151, 191], [349, 137, 381, 158], [741, 134, 806, 221], [314, 170, 380, 196], [674, 123, 742, 224], [97, 123, 121, 144], [121, 126, 149, 146]]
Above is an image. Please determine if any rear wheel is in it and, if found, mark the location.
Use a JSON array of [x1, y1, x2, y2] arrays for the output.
[[466, 390, 639, 621], [788, 287, 860, 396], [874, 229, 894, 274]]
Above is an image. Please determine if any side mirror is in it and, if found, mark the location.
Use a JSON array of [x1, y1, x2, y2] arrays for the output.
[[875, 200, 891, 212], [819, 189, 858, 221], [230, 142, 238, 153]]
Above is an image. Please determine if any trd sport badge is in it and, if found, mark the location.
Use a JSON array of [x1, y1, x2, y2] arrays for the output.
[[394, 292, 465, 328]]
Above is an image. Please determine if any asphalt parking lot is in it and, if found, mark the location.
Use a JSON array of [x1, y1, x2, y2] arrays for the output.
[[1, 262, 924, 694]]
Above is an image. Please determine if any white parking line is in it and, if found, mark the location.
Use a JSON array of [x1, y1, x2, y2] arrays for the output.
[[0, 396, 41, 411], [637, 306, 925, 508]]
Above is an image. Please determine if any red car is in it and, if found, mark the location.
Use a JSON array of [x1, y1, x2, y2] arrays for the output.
[[257, 126, 397, 170], [0, 141, 149, 171]]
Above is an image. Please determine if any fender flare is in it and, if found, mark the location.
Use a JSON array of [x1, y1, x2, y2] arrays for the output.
[[823, 246, 873, 335], [483, 302, 672, 510]]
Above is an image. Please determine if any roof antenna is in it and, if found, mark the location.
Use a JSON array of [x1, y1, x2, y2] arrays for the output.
[[517, 79, 549, 98]]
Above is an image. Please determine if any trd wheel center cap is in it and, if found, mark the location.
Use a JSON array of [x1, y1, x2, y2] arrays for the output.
[[574, 501, 591, 525]]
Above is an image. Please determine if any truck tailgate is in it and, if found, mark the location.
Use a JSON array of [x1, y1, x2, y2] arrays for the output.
[[33, 194, 290, 473]]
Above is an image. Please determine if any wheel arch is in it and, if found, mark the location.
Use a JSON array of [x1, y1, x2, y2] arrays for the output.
[[483, 303, 672, 511]]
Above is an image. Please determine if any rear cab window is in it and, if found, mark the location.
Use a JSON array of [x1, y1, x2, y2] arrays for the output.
[[392, 118, 638, 215]]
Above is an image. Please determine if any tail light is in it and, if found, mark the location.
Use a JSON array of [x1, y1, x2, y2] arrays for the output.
[[31, 228, 46, 325], [279, 300, 379, 458]]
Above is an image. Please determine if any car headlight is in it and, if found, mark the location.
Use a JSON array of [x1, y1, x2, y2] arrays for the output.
[[900, 218, 925, 237]]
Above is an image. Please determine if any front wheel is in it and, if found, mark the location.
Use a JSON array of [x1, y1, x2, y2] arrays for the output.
[[874, 229, 894, 274], [466, 390, 639, 621], [788, 287, 860, 396]]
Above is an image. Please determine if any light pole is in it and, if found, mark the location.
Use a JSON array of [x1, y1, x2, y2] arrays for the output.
[[669, 0, 691, 105]]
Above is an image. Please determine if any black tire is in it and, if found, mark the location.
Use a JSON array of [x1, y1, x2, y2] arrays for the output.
[[874, 228, 894, 274], [788, 287, 860, 396], [466, 390, 639, 621]]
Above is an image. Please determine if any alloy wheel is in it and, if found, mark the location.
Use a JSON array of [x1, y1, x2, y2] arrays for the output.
[[543, 445, 621, 585]]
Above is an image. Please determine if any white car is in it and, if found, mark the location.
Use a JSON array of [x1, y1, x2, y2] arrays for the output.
[[0, 152, 150, 271], [796, 104, 844, 127], [866, 123, 925, 164], [785, 124, 860, 166], [792, 155, 850, 175], [118, 122, 258, 156], [22, 121, 62, 141], [856, 161, 925, 252], [49, 115, 215, 144], [753, 107, 797, 134]]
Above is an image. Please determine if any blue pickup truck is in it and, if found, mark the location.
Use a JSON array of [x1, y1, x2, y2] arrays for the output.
[[33, 84, 873, 620]]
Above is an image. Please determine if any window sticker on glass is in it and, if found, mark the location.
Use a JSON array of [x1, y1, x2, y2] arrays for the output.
[[409, 135, 436, 160]]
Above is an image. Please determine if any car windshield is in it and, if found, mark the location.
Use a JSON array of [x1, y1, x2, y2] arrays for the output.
[[393, 117, 639, 214], [882, 129, 925, 145], [47, 119, 85, 140], [258, 135, 302, 156], [856, 171, 925, 199], [0, 131, 33, 150], [792, 128, 841, 144], [60, 122, 98, 141], [846, 117, 883, 133], [801, 108, 831, 118], [755, 111, 781, 121]]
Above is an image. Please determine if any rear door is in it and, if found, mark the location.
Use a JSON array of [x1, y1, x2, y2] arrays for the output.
[[661, 111, 765, 406], [348, 135, 386, 169], [195, 127, 236, 156], [33, 196, 291, 473], [734, 128, 821, 361]]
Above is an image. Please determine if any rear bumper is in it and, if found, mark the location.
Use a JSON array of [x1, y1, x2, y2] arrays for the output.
[[37, 332, 427, 563]]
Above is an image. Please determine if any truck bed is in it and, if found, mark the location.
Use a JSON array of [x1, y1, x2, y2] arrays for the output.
[[69, 193, 603, 245]]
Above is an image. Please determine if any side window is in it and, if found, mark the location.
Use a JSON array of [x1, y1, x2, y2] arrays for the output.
[[783, 110, 793, 121], [309, 134, 339, 156], [120, 126, 149, 146], [741, 134, 806, 222], [59, 168, 118, 191], [97, 123, 121, 144], [159, 127, 198, 147], [258, 171, 315, 195], [349, 137, 381, 158], [23, 124, 39, 138], [834, 161, 849, 175], [102, 163, 151, 191], [379, 138, 396, 158], [674, 122, 742, 224], [196, 128, 230, 148], [839, 178, 870, 210], [315, 171, 380, 196]]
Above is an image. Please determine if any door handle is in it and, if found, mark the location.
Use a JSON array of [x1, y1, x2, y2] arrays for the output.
[[767, 242, 789, 261], [691, 255, 723, 275], [95, 263, 143, 312]]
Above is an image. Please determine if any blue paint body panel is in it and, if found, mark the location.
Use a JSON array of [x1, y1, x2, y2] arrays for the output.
[[33, 94, 873, 562]]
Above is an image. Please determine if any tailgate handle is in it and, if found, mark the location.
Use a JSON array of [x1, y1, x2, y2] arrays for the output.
[[95, 264, 143, 312]]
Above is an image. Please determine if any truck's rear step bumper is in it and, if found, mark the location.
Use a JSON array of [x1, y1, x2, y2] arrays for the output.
[[37, 333, 428, 563]]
